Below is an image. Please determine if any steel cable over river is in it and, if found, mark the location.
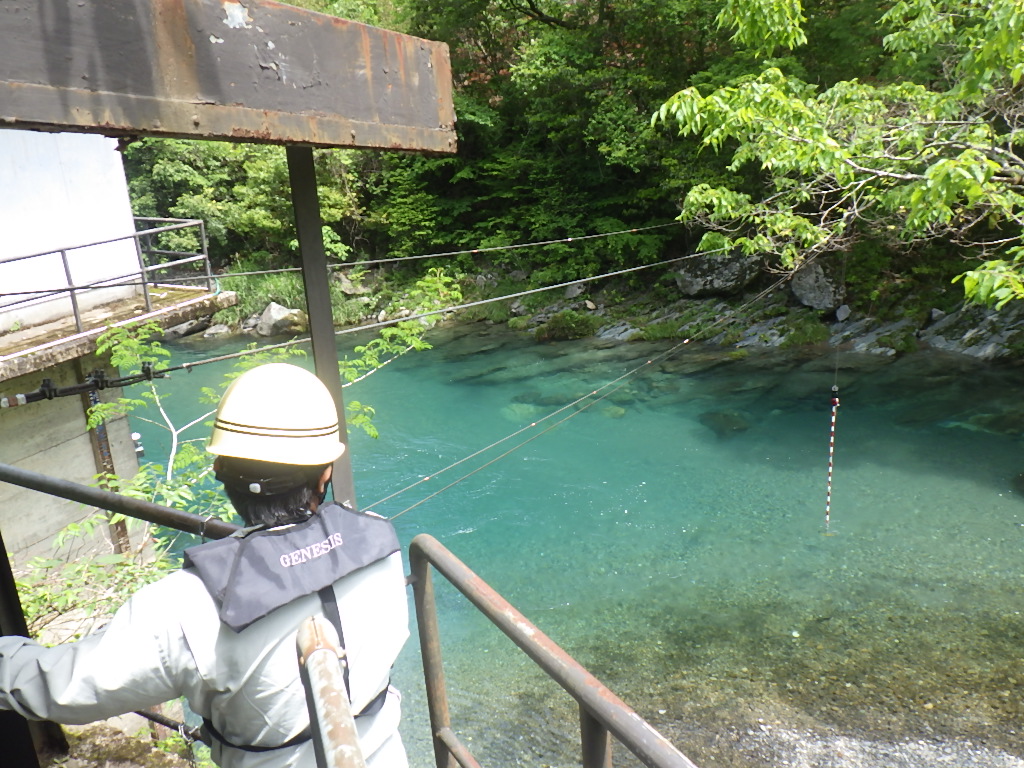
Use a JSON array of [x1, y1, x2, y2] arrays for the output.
[[128, 323, 1024, 768]]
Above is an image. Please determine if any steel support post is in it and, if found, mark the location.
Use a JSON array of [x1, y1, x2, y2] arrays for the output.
[[286, 146, 357, 510], [580, 704, 613, 768], [410, 553, 459, 768]]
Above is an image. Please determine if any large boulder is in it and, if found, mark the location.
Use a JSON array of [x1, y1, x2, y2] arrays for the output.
[[791, 261, 845, 311], [699, 409, 751, 438], [255, 302, 308, 336], [674, 253, 760, 297]]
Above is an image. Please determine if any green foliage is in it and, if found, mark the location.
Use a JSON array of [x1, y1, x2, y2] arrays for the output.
[[655, 0, 1024, 306], [535, 309, 601, 341], [123, 139, 363, 269], [877, 329, 919, 354], [17, 547, 176, 639], [213, 254, 366, 329], [17, 491, 180, 639], [642, 318, 687, 341], [779, 310, 830, 348], [340, 269, 463, 385], [358, 0, 714, 281], [716, 0, 807, 55], [955, 252, 1024, 309], [87, 322, 171, 429]]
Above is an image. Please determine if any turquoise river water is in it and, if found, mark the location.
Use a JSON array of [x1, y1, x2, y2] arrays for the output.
[[141, 324, 1024, 768]]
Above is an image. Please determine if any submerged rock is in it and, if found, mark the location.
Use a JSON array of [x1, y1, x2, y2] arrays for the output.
[[699, 409, 751, 438], [501, 402, 543, 423]]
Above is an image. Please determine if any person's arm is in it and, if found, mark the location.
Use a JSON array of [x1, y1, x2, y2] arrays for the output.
[[0, 575, 191, 724]]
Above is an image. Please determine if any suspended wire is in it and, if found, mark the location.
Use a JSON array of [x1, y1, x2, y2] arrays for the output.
[[0, 222, 684, 297], [376, 362, 658, 517], [5, 217, 805, 524], [164, 244, 727, 376], [377, 270, 799, 519], [2, 225, 709, 399], [344, 221, 683, 268]]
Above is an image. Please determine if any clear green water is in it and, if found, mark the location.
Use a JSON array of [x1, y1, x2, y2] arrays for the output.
[[149, 325, 1024, 767]]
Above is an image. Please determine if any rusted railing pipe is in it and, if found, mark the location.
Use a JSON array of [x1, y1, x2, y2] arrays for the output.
[[409, 534, 700, 768], [0, 462, 238, 540], [297, 616, 366, 768], [411, 559, 458, 768]]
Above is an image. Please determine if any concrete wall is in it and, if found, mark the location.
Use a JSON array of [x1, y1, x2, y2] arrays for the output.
[[0, 131, 140, 328], [0, 359, 140, 567]]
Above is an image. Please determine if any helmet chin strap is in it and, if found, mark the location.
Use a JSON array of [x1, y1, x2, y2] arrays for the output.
[[309, 475, 333, 512]]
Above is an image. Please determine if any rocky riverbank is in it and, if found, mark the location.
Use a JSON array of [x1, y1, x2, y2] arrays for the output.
[[170, 255, 1024, 365]]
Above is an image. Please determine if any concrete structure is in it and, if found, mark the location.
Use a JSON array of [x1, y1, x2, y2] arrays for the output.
[[0, 130, 232, 566], [0, 132, 139, 329]]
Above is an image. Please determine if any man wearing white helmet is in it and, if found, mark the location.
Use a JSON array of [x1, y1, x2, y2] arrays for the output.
[[0, 363, 410, 767]]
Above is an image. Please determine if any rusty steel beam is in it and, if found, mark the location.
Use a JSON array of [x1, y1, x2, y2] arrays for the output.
[[0, 0, 456, 152]]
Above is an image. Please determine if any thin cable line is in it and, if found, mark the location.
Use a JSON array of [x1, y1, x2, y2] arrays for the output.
[[377, 269, 798, 519], [165, 246, 727, 376], [0, 221, 683, 297], [344, 221, 683, 268]]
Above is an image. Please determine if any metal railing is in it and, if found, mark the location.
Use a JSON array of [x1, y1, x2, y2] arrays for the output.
[[0, 463, 700, 768], [298, 616, 368, 768], [410, 533, 701, 768], [0, 217, 213, 333]]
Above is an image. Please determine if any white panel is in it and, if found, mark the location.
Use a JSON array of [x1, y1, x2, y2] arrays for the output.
[[0, 130, 140, 326]]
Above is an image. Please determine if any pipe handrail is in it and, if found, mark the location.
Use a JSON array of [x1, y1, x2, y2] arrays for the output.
[[409, 533, 701, 768], [297, 616, 367, 768], [0, 464, 698, 768], [0, 256, 209, 300], [0, 218, 213, 332], [0, 462, 238, 540], [0, 218, 205, 265]]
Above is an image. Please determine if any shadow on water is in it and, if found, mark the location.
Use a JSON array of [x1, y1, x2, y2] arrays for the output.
[[154, 324, 1024, 767]]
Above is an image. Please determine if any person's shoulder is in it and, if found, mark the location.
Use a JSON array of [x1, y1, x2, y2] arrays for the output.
[[132, 568, 217, 608]]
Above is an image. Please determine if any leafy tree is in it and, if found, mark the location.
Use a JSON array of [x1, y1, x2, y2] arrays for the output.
[[654, 0, 1024, 306], [359, 0, 724, 282], [123, 139, 362, 269]]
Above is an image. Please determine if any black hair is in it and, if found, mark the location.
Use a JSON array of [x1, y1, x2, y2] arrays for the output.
[[216, 457, 330, 528]]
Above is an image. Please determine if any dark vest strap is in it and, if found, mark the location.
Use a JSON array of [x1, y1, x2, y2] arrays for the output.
[[317, 585, 350, 698]]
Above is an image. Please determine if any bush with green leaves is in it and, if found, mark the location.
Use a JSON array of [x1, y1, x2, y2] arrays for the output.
[[535, 309, 601, 341]]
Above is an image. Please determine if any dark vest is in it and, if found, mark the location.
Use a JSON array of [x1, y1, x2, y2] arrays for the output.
[[183, 502, 400, 632]]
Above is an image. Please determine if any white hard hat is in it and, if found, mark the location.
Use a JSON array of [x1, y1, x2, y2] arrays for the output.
[[208, 363, 345, 466]]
